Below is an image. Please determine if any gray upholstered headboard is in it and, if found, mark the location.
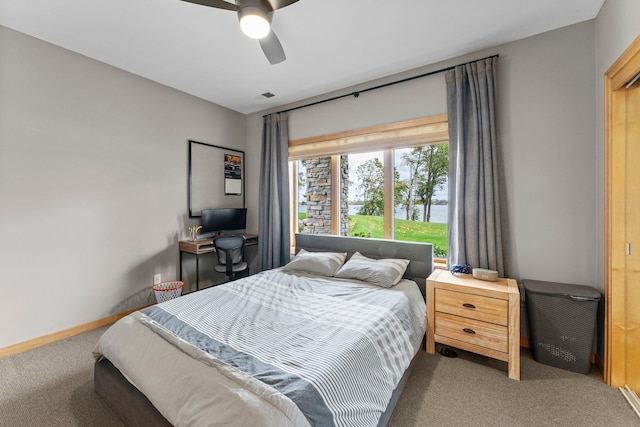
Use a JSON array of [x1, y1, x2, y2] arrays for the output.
[[294, 233, 433, 297]]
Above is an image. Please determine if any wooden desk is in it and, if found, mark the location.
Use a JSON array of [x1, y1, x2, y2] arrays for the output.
[[179, 234, 258, 290]]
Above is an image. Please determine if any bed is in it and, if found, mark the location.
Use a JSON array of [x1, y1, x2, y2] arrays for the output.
[[94, 234, 433, 426]]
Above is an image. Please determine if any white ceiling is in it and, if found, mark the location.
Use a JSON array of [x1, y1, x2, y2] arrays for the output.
[[0, 0, 605, 114]]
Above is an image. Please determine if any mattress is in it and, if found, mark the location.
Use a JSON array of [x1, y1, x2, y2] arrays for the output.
[[94, 268, 426, 427]]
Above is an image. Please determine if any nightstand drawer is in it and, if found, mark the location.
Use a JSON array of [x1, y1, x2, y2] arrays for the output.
[[435, 312, 508, 353], [435, 288, 508, 326]]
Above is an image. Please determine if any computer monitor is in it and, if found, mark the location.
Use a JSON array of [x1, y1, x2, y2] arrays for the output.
[[200, 208, 247, 238]]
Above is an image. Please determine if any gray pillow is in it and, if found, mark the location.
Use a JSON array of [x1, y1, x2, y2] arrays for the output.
[[335, 252, 410, 287], [281, 249, 347, 277]]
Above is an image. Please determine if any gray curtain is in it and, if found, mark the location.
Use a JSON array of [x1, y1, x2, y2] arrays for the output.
[[445, 57, 505, 276], [258, 113, 291, 271]]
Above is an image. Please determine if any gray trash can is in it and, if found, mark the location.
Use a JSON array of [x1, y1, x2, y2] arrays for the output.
[[523, 279, 601, 374]]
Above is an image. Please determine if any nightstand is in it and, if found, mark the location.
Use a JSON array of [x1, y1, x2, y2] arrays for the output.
[[426, 269, 520, 380]]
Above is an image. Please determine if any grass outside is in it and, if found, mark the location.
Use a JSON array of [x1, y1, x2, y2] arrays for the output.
[[299, 212, 447, 257], [349, 215, 447, 257]]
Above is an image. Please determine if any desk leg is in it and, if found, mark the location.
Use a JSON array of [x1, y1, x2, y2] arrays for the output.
[[179, 252, 183, 282], [196, 253, 200, 291]]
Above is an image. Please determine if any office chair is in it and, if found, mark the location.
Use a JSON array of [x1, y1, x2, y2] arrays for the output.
[[213, 235, 248, 281]]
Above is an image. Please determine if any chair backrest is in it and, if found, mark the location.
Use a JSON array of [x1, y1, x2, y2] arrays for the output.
[[214, 235, 245, 265]]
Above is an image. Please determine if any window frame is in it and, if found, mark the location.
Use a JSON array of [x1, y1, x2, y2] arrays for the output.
[[289, 115, 449, 264]]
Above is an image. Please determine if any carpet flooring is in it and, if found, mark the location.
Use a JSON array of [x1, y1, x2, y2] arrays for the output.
[[0, 326, 638, 426]]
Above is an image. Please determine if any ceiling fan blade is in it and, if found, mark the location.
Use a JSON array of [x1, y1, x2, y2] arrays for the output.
[[259, 30, 286, 64], [180, 0, 239, 11], [265, 0, 299, 11]]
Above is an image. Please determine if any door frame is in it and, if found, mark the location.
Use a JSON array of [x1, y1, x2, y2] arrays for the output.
[[604, 34, 640, 387]]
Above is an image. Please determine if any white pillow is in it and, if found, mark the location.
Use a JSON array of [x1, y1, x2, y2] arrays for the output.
[[281, 249, 347, 277], [335, 252, 410, 287]]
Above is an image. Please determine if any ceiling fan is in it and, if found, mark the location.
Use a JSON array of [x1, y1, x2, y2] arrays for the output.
[[180, 0, 299, 65]]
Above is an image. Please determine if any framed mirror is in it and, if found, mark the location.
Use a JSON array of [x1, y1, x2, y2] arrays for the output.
[[189, 140, 245, 217]]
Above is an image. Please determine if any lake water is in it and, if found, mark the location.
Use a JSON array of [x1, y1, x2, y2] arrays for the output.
[[348, 204, 448, 223]]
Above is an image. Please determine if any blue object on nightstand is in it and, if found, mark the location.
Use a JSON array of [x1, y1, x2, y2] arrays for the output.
[[450, 264, 471, 275]]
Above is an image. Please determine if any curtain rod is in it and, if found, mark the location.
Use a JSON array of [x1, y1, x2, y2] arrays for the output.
[[264, 54, 499, 117]]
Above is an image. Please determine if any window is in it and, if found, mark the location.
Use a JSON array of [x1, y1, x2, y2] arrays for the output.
[[343, 150, 385, 238], [289, 115, 449, 258], [294, 157, 341, 236], [393, 145, 449, 257]]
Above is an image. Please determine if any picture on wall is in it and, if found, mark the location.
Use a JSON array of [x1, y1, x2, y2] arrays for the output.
[[224, 153, 242, 195]]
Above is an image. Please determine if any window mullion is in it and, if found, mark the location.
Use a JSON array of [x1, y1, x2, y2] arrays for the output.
[[331, 156, 341, 235], [290, 161, 297, 248], [383, 150, 393, 239]]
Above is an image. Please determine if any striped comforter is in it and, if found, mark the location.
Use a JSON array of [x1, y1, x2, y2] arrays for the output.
[[96, 269, 426, 427]]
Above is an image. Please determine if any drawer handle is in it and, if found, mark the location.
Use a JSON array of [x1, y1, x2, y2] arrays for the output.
[[462, 328, 476, 335], [462, 303, 476, 309]]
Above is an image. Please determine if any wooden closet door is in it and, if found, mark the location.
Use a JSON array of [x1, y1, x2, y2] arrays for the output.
[[626, 81, 640, 392], [605, 34, 640, 390]]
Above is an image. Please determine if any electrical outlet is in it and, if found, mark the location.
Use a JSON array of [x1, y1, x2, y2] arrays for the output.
[[154, 274, 161, 285]]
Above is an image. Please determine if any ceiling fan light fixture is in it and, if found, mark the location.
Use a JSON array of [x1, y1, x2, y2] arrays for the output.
[[238, 6, 271, 39]]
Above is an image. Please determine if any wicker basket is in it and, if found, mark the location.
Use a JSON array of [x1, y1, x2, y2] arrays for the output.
[[152, 280, 184, 303]]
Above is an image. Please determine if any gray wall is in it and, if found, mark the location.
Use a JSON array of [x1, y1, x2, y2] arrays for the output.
[[0, 26, 246, 348], [248, 21, 598, 288]]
